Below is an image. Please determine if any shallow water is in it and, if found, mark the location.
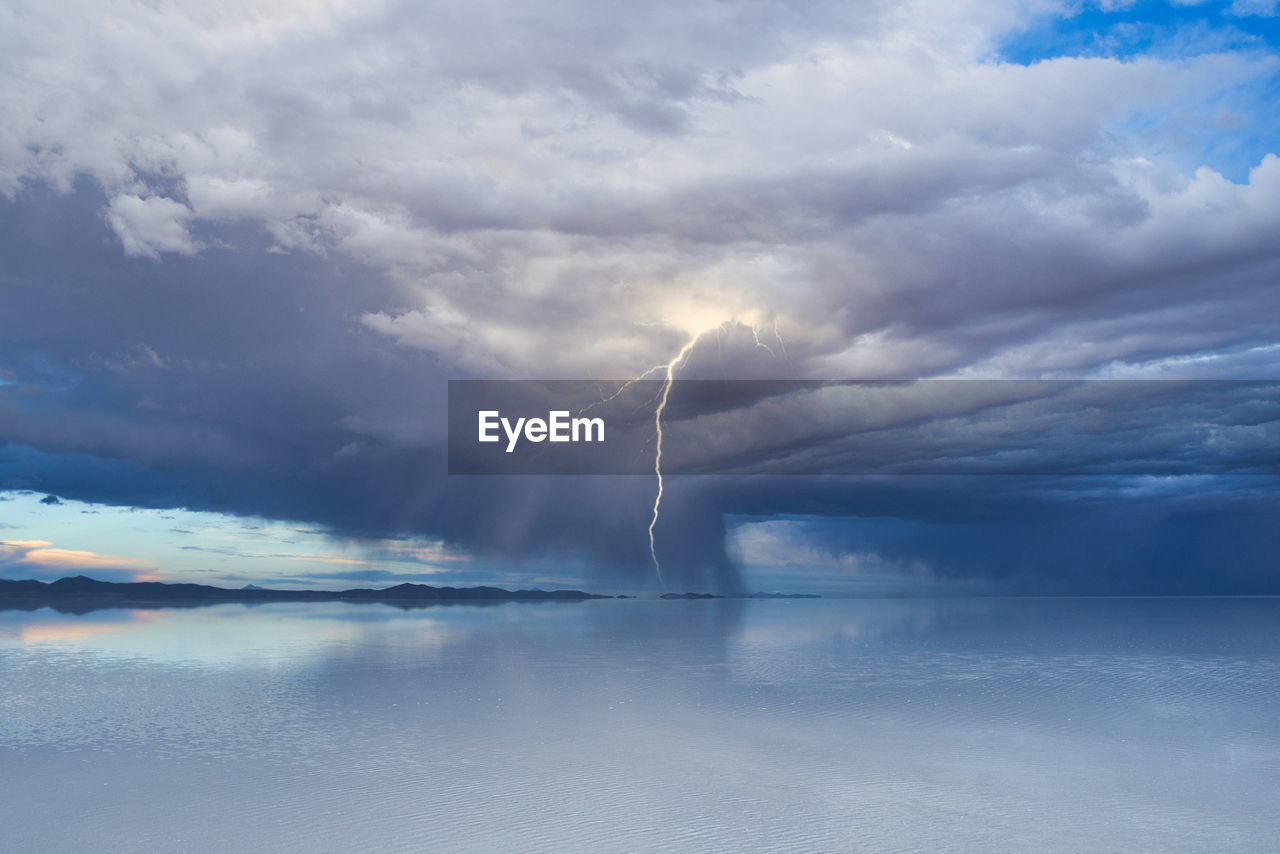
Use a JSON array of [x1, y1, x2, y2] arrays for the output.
[[2, 597, 1277, 852]]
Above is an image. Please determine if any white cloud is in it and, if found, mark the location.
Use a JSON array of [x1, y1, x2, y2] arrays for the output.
[[104, 194, 199, 258], [1229, 0, 1278, 17], [1, 0, 1277, 378]]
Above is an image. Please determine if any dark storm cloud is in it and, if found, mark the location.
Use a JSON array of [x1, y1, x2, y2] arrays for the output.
[[2, 0, 1280, 591], [658, 379, 1280, 476], [0, 186, 681, 580], [720, 474, 1280, 594]]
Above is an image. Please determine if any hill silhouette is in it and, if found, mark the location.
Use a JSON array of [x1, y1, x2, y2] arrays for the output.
[[0, 575, 608, 613]]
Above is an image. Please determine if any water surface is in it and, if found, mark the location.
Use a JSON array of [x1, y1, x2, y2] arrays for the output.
[[2, 598, 1277, 852]]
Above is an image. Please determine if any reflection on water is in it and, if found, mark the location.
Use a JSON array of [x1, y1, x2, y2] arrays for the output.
[[2, 598, 1278, 852]]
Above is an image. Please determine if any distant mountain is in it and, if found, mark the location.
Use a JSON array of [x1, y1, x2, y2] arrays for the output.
[[0, 578, 817, 613], [0, 576, 609, 610]]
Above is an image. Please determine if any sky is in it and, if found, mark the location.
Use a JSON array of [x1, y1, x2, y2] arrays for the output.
[[2, 0, 1279, 594]]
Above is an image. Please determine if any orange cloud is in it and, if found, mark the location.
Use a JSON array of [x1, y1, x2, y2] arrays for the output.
[[1, 538, 162, 581]]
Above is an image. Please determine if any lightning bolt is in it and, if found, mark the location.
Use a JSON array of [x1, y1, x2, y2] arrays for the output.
[[647, 331, 712, 585], [748, 318, 789, 361], [748, 324, 776, 358], [605, 317, 786, 587], [577, 364, 666, 417]]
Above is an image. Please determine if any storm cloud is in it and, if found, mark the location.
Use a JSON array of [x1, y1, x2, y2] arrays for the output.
[[2, 0, 1279, 591]]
